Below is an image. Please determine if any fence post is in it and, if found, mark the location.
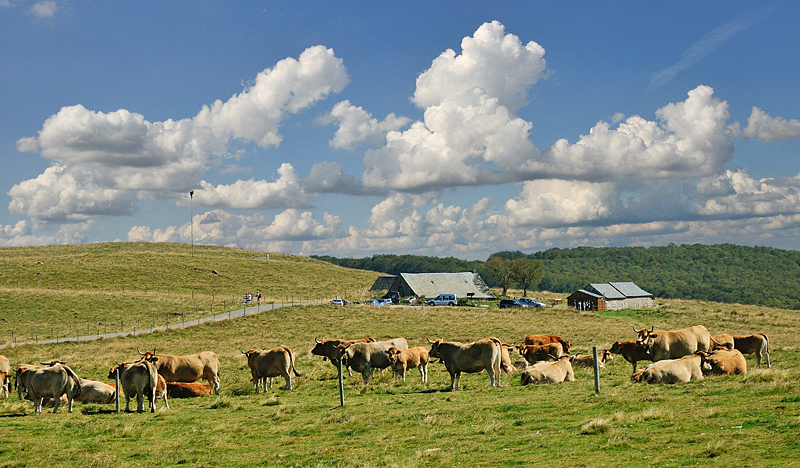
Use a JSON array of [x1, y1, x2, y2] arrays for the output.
[[338, 357, 345, 407], [593, 346, 600, 394]]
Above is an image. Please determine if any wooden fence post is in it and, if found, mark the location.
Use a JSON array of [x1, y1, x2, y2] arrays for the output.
[[593, 346, 600, 394]]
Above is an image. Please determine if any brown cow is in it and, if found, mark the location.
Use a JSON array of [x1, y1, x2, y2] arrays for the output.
[[632, 354, 705, 384], [137, 348, 220, 394], [109, 356, 160, 413], [386, 346, 429, 383], [571, 349, 613, 369], [609, 340, 652, 372], [311, 337, 376, 376], [240, 346, 302, 391], [696, 349, 747, 376], [0, 355, 10, 398], [524, 334, 571, 353], [516, 343, 563, 363], [427, 337, 502, 390], [336, 338, 408, 385], [733, 334, 771, 368], [633, 325, 713, 361], [500, 343, 517, 374], [166, 382, 214, 398], [520, 355, 575, 385]]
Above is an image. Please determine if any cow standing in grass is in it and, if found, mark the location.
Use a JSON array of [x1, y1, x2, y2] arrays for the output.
[[427, 337, 502, 390], [241, 346, 302, 391], [386, 346, 429, 383], [137, 348, 220, 395], [733, 334, 771, 368], [609, 340, 652, 373], [16, 362, 82, 413]]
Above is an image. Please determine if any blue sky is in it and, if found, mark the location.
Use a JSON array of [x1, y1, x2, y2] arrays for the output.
[[2, 1, 799, 260]]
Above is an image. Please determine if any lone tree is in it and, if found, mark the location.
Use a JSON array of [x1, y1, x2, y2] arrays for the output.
[[486, 256, 514, 296], [510, 258, 544, 297]]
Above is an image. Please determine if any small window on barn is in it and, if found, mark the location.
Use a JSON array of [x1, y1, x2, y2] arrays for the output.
[[431, 281, 435, 284]]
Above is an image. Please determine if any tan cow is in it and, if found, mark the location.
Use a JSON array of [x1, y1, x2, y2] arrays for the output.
[[500, 343, 517, 374], [609, 340, 652, 372], [76, 379, 117, 404], [137, 348, 220, 394], [516, 343, 563, 363], [16, 363, 82, 413], [427, 337, 502, 390], [520, 355, 575, 385], [0, 355, 10, 398], [632, 354, 705, 384], [240, 346, 302, 391], [733, 334, 771, 368], [336, 338, 408, 385], [311, 337, 376, 376], [386, 346, 429, 383], [108, 361, 169, 410], [109, 356, 159, 413], [696, 349, 747, 376], [166, 382, 214, 398], [710, 333, 735, 351], [571, 349, 613, 369], [633, 325, 713, 361], [524, 334, 572, 353]]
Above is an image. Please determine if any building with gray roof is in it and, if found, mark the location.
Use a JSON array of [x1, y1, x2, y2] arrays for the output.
[[385, 272, 496, 300], [568, 282, 653, 311]]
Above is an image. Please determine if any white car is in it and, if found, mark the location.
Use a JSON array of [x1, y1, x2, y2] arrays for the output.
[[330, 299, 348, 306], [426, 294, 457, 306], [519, 297, 546, 308]]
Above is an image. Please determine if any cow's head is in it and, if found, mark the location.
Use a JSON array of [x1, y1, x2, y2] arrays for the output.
[[427, 338, 444, 359], [108, 360, 132, 380], [240, 348, 257, 358], [386, 347, 401, 365], [633, 326, 657, 350], [558, 339, 572, 352], [334, 343, 351, 364], [311, 338, 327, 359]]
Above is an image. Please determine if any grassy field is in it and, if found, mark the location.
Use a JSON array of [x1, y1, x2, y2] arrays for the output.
[[0, 243, 798, 467], [1, 297, 798, 467]]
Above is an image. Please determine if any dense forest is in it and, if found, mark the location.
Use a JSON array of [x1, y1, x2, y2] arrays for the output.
[[312, 244, 800, 309]]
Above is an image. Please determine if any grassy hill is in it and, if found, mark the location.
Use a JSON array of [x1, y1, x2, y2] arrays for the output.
[[0, 242, 379, 346], [1, 243, 798, 466]]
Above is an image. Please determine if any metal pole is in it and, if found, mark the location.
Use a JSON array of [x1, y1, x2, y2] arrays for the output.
[[115, 368, 120, 414], [593, 346, 600, 394], [338, 357, 345, 407], [189, 190, 194, 257]]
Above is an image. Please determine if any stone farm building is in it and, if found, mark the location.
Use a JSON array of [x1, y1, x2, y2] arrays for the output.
[[371, 272, 496, 300], [567, 282, 653, 311]]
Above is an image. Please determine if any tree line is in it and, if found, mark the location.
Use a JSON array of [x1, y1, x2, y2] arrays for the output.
[[312, 243, 800, 309]]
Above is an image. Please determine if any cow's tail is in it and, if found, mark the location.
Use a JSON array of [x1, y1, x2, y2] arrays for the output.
[[290, 350, 303, 377], [62, 365, 82, 399]]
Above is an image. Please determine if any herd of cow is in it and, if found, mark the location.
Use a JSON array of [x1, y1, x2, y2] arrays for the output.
[[0, 324, 771, 414]]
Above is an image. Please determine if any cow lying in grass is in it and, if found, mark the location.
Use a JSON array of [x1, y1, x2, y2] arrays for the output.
[[520, 355, 575, 385]]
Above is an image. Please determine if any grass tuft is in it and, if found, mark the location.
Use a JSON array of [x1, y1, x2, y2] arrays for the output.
[[580, 418, 611, 435]]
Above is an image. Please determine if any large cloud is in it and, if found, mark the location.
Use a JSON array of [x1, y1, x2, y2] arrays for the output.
[[12, 46, 348, 220], [192, 163, 310, 209], [323, 100, 410, 149]]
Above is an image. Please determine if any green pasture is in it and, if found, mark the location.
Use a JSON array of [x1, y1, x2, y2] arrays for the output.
[[1, 294, 799, 467]]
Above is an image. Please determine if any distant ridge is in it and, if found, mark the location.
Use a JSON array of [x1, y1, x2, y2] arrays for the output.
[[314, 244, 800, 309]]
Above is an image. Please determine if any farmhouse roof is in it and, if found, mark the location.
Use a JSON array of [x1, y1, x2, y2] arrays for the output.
[[369, 275, 398, 291], [583, 282, 652, 299], [390, 272, 496, 299]]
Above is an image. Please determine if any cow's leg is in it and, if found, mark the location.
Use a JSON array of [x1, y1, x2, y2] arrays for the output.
[[137, 393, 144, 413], [764, 346, 771, 369], [35, 397, 43, 414], [150, 392, 156, 413], [67, 395, 74, 413], [162, 391, 170, 410], [125, 395, 131, 412], [362, 365, 371, 385], [418, 365, 425, 383], [401, 366, 406, 382]]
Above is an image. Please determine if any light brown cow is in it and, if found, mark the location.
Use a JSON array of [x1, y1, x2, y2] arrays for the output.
[[311, 337, 376, 376], [710, 333, 735, 351], [632, 354, 705, 384], [524, 334, 572, 353], [166, 382, 214, 398], [500, 343, 517, 374], [138, 348, 220, 394], [516, 343, 563, 363], [520, 355, 575, 385], [108, 360, 169, 410], [733, 334, 771, 368], [76, 379, 117, 404], [240, 346, 302, 391], [16, 363, 82, 413], [427, 337, 502, 390], [386, 346, 429, 383], [336, 338, 408, 385], [571, 349, 613, 369], [696, 349, 747, 376], [609, 340, 652, 372], [0, 355, 10, 398], [110, 356, 159, 413], [633, 325, 713, 361]]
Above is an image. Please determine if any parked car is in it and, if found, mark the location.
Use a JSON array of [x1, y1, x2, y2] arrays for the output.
[[498, 299, 532, 309], [330, 298, 348, 306], [383, 291, 401, 304], [402, 296, 417, 305], [519, 297, 546, 308], [426, 294, 457, 306], [374, 298, 393, 306]]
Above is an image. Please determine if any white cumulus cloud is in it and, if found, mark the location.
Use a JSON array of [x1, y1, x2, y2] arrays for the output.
[[743, 107, 800, 142]]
